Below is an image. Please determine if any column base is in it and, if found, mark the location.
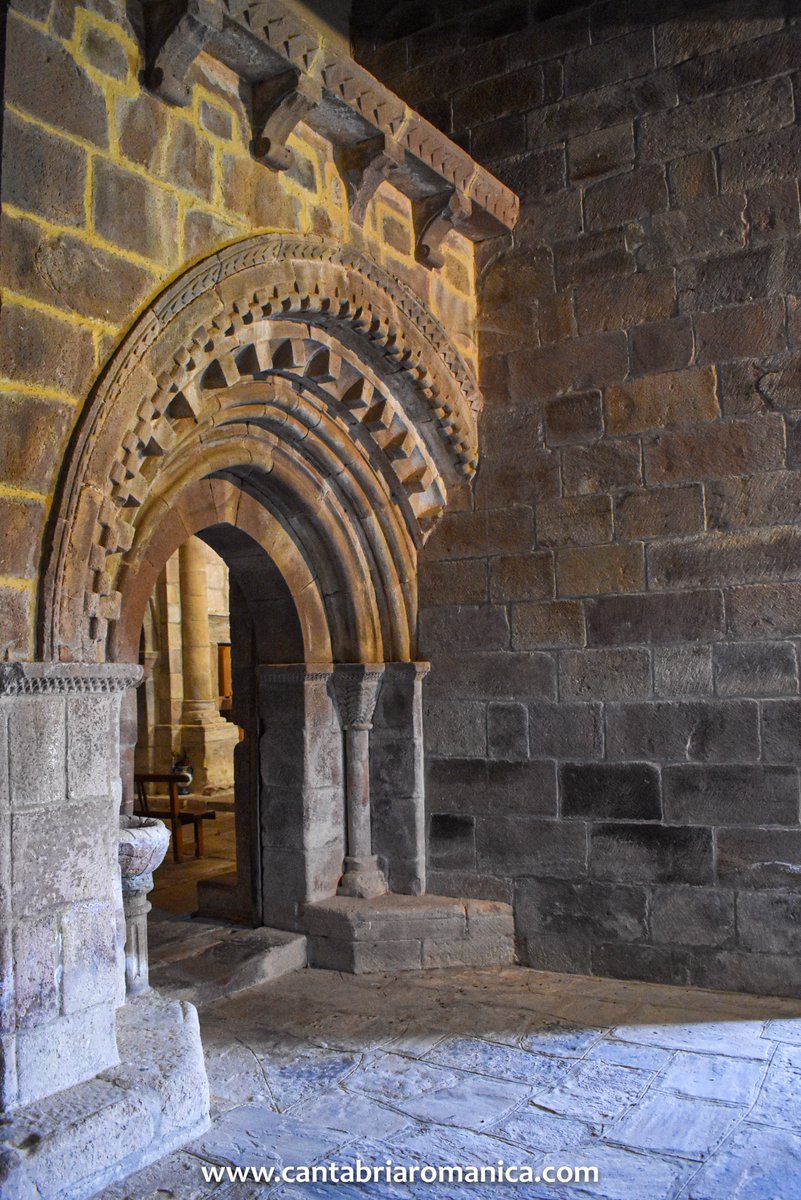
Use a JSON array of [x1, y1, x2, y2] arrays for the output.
[[337, 855, 388, 899], [304, 894, 516, 973], [178, 716, 239, 793]]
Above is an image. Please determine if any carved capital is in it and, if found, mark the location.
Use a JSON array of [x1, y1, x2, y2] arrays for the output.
[[330, 664, 385, 731], [251, 70, 322, 171], [413, 191, 474, 269], [144, 0, 223, 108]]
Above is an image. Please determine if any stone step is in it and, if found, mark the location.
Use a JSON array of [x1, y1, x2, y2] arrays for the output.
[[196, 870, 248, 921], [304, 893, 516, 973], [0, 994, 208, 1200], [148, 915, 307, 1006]]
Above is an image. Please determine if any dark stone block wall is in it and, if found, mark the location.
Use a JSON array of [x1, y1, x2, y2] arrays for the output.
[[354, 0, 801, 995]]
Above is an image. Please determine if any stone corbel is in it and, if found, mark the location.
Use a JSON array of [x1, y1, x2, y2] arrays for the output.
[[334, 136, 405, 225], [413, 190, 475, 269], [144, 0, 223, 108], [251, 70, 323, 171]]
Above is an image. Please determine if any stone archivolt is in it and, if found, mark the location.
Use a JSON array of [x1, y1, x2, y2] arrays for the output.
[[42, 235, 481, 666]]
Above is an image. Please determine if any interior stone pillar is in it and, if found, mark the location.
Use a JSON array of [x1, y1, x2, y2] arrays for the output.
[[0, 662, 141, 1113], [149, 563, 184, 776], [257, 664, 345, 929], [331, 664, 387, 899], [178, 536, 238, 792]]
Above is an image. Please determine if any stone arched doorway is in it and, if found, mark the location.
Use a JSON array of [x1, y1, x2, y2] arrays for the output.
[[41, 235, 481, 661], [40, 234, 481, 929]]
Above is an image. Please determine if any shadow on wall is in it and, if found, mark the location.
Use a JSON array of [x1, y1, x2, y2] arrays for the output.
[[351, 0, 800, 46]]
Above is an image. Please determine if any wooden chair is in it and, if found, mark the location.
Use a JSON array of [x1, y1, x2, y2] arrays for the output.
[[133, 772, 216, 863]]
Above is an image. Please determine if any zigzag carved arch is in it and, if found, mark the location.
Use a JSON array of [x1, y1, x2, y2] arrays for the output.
[[40, 235, 482, 664]]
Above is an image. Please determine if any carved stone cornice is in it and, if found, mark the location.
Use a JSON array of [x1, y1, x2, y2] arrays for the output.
[[144, 0, 223, 108], [0, 663, 143, 696], [330, 664, 385, 731], [139, 0, 518, 243]]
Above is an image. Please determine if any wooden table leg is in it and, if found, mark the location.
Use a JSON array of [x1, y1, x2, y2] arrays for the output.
[[169, 781, 183, 864], [195, 817, 205, 858]]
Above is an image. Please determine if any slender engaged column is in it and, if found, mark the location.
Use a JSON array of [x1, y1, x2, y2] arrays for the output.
[[345, 726, 372, 861], [122, 885, 153, 997], [332, 664, 387, 900]]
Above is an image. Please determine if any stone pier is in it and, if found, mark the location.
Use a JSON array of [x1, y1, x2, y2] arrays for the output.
[[0, 663, 138, 1110], [0, 663, 209, 1199]]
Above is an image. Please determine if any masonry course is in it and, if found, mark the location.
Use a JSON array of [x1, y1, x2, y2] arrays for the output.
[[354, 0, 801, 994]]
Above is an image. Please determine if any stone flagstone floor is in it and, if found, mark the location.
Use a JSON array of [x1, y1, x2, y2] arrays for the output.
[[103, 965, 801, 1199]]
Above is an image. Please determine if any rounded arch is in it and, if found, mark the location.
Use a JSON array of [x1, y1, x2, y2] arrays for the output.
[[40, 234, 482, 664], [110, 478, 333, 666]]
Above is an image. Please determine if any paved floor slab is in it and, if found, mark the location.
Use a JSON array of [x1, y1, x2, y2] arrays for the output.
[[113, 964, 801, 1199]]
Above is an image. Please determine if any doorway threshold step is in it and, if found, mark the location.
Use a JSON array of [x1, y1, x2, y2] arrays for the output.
[[304, 894, 515, 973], [148, 917, 307, 1006]]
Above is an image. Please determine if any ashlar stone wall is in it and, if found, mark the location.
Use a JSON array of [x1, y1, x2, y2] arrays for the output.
[[0, 0, 479, 662], [355, 0, 801, 995]]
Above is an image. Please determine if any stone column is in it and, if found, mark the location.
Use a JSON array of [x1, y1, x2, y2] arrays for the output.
[[0, 662, 141, 1113], [178, 536, 238, 792], [179, 537, 216, 720], [331, 664, 387, 899], [122, 885, 153, 997]]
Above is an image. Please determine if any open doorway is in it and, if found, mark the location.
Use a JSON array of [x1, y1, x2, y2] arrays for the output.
[[131, 517, 312, 932], [134, 535, 240, 918]]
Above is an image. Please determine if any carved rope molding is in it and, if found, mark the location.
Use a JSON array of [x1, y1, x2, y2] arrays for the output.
[[143, 0, 519, 253], [41, 236, 478, 662]]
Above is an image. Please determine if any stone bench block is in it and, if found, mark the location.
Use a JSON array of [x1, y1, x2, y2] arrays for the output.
[[422, 932, 516, 969], [303, 893, 470, 939], [304, 893, 516, 974]]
